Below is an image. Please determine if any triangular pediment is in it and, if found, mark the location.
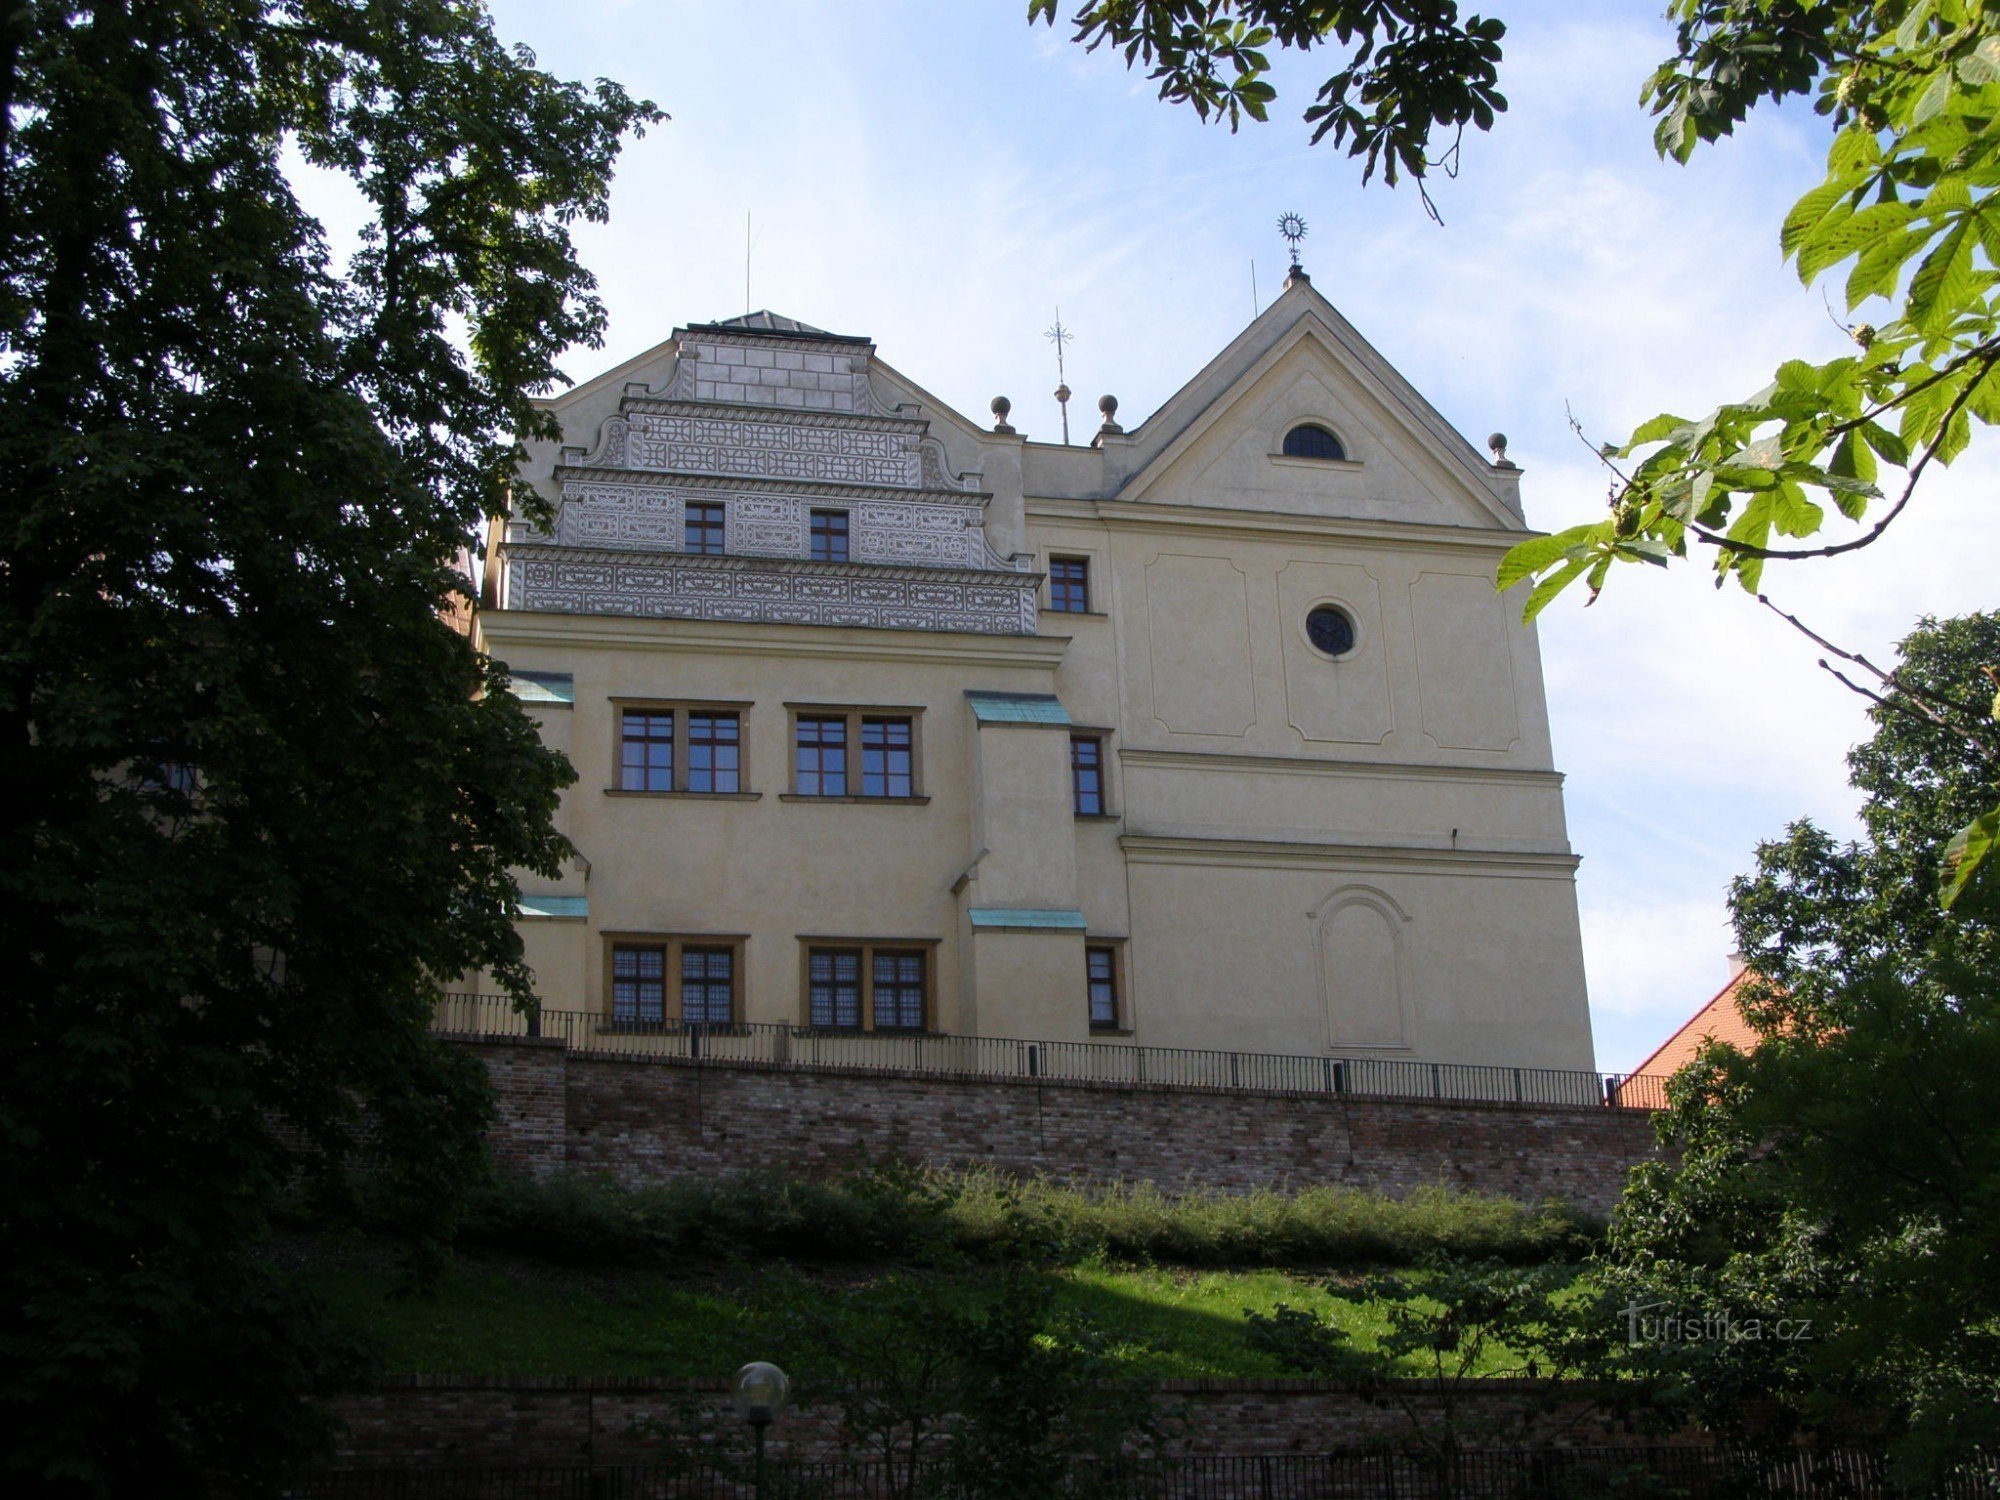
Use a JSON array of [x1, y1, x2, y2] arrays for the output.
[[1116, 284, 1522, 531]]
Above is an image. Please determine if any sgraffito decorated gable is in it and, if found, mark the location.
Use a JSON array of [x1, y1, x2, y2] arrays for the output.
[[499, 315, 1038, 634]]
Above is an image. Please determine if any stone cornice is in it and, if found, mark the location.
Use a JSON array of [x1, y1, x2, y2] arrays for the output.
[[1119, 747, 1564, 789], [616, 396, 929, 432], [498, 541, 1039, 587], [678, 325, 873, 355], [1026, 496, 1529, 553], [555, 464, 993, 507], [1119, 832, 1580, 878], [478, 609, 1072, 668]]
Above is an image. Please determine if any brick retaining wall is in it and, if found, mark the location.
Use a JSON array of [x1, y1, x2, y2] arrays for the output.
[[467, 1037, 1660, 1216]]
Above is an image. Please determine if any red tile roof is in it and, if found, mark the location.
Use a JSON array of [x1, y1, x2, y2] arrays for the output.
[[1622, 969, 1764, 1094]]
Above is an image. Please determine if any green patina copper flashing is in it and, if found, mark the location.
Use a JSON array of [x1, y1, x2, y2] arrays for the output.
[[964, 690, 1071, 725], [517, 894, 588, 919], [509, 671, 575, 705], [967, 908, 1089, 930]]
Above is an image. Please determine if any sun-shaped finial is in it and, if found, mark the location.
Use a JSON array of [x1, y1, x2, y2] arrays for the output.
[[1277, 211, 1308, 268]]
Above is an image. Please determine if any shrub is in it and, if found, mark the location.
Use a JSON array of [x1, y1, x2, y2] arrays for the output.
[[456, 1163, 1596, 1271]]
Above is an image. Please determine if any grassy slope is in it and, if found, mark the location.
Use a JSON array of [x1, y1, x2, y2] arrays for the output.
[[303, 1259, 1553, 1381]]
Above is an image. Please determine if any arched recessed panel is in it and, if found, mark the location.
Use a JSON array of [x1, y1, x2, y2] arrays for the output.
[[1282, 423, 1347, 461], [1316, 892, 1408, 1049]]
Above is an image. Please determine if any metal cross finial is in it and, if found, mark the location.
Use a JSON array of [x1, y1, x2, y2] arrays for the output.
[[1277, 211, 1308, 270], [1045, 310, 1072, 375], [1046, 308, 1074, 445]]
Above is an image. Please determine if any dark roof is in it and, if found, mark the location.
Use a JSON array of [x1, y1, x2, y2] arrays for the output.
[[686, 310, 865, 343]]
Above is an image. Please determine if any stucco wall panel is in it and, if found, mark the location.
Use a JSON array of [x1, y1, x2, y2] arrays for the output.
[[1276, 560, 1393, 744], [1410, 572, 1523, 753], [1144, 554, 1257, 736]]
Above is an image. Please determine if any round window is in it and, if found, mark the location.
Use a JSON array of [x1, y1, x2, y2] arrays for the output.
[[1306, 604, 1356, 657]]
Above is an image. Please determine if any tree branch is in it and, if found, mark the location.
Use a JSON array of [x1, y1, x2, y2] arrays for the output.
[[1691, 350, 1998, 562], [1759, 595, 2000, 763]]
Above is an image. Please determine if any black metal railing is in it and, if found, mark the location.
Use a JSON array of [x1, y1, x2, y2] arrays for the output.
[[433, 993, 1670, 1112], [287, 1445, 1996, 1498]]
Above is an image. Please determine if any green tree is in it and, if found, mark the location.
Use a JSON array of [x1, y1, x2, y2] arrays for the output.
[[1247, 1255, 1661, 1483], [773, 1266, 1161, 1500], [1034, 0, 2000, 900], [0, 3, 656, 1492], [1596, 613, 2000, 1483]]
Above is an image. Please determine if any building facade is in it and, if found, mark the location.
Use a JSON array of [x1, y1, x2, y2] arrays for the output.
[[476, 274, 1597, 1069]]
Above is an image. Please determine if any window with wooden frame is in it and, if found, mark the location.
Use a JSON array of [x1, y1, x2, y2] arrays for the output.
[[801, 940, 934, 1032], [613, 702, 750, 796], [1070, 732, 1107, 816], [785, 706, 925, 801], [794, 714, 848, 796], [680, 946, 736, 1025], [1047, 556, 1090, 613], [809, 508, 850, 562], [620, 708, 674, 792], [611, 941, 668, 1024], [685, 712, 740, 793], [605, 935, 746, 1028], [1086, 944, 1122, 1031], [861, 717, 913, 798], [684, 501, 725, 555]]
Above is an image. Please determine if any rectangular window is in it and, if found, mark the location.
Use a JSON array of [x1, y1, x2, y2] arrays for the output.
[[680, 946, 735, 1026], [1087, 946, 1120, 1030], [861, 717, 913, 798], [810, 509, 850, 563], [686, 712, 741, 794], [1048, 557, 1090, 613], [807, 947, 864, 1030], [612, 942, 667, 1024], [795, 715, 848, 796], [621, 709, 675, 792], [613, 702, 750, 796], [606, 935, 745, 1028], [1070, 733, 1105, 816], [685, 501, 725, 555], [872, 950, 927, 1032], [787, 706, 924, 800]]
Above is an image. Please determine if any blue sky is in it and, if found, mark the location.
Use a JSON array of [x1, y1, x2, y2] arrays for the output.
[[451, 1, 1997, 1071]]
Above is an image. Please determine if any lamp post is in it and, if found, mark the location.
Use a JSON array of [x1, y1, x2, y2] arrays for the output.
[[732, 1360, 790, 1499]]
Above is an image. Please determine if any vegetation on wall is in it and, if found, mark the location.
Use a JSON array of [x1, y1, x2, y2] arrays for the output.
[[447, 1163, 1597, 1271]]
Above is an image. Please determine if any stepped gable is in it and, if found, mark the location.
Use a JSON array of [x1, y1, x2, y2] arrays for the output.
[[498, 311, 1039, 635]]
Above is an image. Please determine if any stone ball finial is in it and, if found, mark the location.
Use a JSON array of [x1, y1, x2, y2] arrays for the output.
[[1096, 393, 1124, 437], [1487, 432, 1516, 468], [990, 395, 1015, 434]]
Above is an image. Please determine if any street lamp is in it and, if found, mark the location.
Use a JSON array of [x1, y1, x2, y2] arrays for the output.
[[732, 1360, 790, 1498]]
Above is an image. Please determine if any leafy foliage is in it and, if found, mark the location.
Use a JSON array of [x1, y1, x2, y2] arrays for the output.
[[0, 2, 656, 1491], [452, 1163, 1595, 1271], [1028, 1, 1506, 209], [1044, 2, 2000, 907], [1035, 1, 1994, 603], [771, 1266, 1162, 1500], [1246, 1255, 1653, 1462], [1479, 0, 2000, 615], [1596, 614, 2000, 1483]]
